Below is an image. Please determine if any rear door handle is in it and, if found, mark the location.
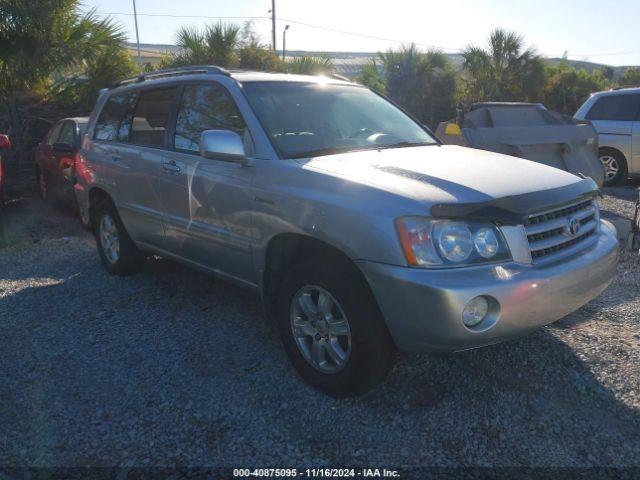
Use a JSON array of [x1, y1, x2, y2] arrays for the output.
[[162, 161, 181, 173]]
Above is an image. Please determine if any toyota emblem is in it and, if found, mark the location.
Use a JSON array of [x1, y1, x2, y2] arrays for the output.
[[566, 217, 581, 237]]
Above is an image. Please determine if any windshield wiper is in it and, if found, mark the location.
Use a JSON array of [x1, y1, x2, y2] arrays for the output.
[[287, 145, 377, 159], [286, 141, 436, 159], [375, 141, 436, 150]]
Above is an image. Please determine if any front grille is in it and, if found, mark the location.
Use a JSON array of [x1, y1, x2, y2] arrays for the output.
[[525, 198, 599, 262]]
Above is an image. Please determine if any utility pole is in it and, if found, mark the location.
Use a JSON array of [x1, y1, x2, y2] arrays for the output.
[[282, 25, 290, 62], [271, 0, 276, 52], [132, 0, 142, 67]]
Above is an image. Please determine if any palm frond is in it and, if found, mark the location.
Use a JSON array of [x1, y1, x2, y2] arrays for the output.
[[286, 55, 333, 75]]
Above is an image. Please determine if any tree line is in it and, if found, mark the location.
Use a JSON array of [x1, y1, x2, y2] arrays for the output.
[[1, 1, 639, 176], [358, 29, 640, 129]]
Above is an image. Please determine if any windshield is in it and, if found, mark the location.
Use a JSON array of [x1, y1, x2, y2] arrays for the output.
[[242, 82, 437, 159]]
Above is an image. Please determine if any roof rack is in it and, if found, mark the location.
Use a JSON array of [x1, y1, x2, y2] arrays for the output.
[[112, 65, 230, 88]]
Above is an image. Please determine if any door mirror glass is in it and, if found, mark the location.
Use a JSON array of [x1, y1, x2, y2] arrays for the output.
[[53, 142, 74, 153], [200, 130, 247, 164]]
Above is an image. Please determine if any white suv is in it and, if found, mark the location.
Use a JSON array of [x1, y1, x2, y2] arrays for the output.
[[575, 87, 640, 185]]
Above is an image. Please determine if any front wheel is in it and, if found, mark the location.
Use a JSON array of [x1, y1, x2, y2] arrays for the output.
[[93, 200, 144, 275], [277, 259, 395, 397]]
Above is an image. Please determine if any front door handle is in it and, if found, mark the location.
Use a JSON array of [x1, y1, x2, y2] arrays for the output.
[[162, 161, 181, 174]]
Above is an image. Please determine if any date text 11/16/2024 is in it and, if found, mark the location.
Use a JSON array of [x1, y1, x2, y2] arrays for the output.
[[233, 468, 401, 478]]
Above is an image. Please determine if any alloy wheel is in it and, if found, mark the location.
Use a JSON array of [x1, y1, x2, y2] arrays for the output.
[[99, 214, 120, 264], [290, 285, 352, 374], [600, 155, 619, 182]]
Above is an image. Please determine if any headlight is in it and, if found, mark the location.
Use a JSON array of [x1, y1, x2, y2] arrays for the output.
[[473, 227, 500, 258], [395, 217, 511, 267], [434, 222, 474, 262]]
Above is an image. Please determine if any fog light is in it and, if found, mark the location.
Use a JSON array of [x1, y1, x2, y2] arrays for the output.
[[462, 296, 489, 327]]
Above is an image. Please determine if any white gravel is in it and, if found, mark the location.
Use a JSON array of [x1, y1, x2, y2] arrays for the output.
[[0, 189, 639, 468]]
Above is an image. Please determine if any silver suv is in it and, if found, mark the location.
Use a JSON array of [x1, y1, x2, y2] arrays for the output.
[[77, 66, 619, 397], [574, 86, 640, 185]]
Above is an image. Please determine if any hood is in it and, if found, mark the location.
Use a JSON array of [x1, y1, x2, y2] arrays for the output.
[[300, 145, 585, 205]]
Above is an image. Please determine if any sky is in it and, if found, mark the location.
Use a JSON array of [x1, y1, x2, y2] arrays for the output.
[[82, 0, 640, 66]]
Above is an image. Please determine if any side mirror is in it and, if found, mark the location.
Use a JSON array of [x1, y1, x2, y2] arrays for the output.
[[200, 130, 248, 165], [0, 134, 11, 149], [53, 142, 74, 153]]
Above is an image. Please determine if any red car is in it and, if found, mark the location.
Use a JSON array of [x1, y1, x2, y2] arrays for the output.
[[0, 133, 11, 204], [35, 117, 89, 223], [0, 133, 11, 241]]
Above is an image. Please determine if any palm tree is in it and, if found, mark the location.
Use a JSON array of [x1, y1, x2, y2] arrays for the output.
[[286, 55, 334, 75], [0, 2, 128, 95], [377, 44, 457, 128], [0, 1, 133, 168], [461, 29, 544, 102], [238, 21, 284, 71], [357, 58, 386, 93], [163, 22, 242, 68]]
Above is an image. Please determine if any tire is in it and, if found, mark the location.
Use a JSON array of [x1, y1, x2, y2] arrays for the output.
[[36, 167, 49, 201], [74, 196, 91, 231], [599, 148, 628, 186], [276, 258, 395, 397], [92, 199, 144, 275]]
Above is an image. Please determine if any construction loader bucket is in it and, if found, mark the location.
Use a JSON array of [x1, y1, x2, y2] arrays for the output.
[[436, 102, 605, 187]]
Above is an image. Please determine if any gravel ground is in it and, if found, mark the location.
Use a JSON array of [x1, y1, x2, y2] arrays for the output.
[[0, 187, 638, 469]]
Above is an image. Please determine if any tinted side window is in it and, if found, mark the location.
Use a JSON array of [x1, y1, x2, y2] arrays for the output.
[[586, 94, 640, 121], [58, 122, 75, 146], [130, 88, 176, 147], [46, 123, 63, 146], [174, 84, 246, 152], [94, 94, 130, 141], [116, 94, 138, 142], [78, 123, 88, 136]]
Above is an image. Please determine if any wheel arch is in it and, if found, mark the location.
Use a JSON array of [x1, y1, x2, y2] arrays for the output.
[[260, 233, 376, 323], [87, 186, 114, 231], [598, 145, 628, 163]]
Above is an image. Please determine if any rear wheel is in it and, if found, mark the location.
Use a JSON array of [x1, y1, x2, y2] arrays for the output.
[[36, 168, 49, 200], [276, 259, 395, 397], [599, 148, 628, 186], [92, 200, 144, 275]]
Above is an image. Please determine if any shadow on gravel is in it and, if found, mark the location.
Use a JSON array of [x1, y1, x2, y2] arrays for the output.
[[0, 196, 86, 250], [2, 256, 639, 466], [602, 180, 639, 202], [1, 198, 639, 466]]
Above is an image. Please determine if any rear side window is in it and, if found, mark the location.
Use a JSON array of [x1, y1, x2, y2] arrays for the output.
[[174, 83, 246, 152], [58, 122, 75, 146], [94, 94, 132, 141], [130, 88, 176, 147], [586, 94, 640, 121], [46, 123, 63, 146]]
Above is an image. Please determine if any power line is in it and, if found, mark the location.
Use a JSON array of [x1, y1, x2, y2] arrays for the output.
[[92, 11, 640, 58], [92, 11, 460, 51], [94, 12, 270, 20], [275, 17, 460, 51]]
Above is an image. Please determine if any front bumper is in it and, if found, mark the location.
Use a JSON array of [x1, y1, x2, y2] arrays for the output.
[[357, 222, 619, 354]]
